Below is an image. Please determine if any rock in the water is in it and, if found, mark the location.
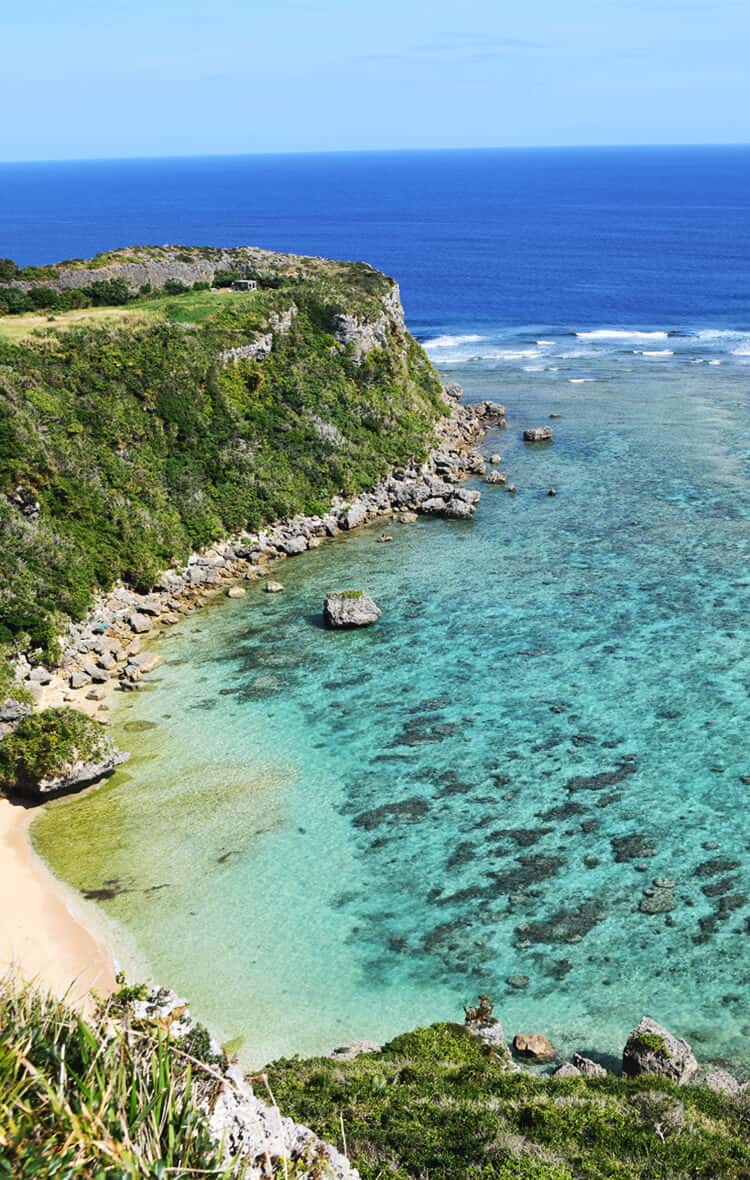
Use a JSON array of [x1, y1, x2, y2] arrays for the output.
[[37, 746, 128, 796], [129, 651, 164, 674], [264, 581, 284, 593], [490, 453, 503, 465], [622, 1017, 699, 1085], [399, 512, 418, 523], [513, 1032, 555, 1061], [227, 585, 246, 598], [129, 612, 152, 634], [324, 591, 381, 629], [523, 426, 553, 442], [486, 471, 507, 485], [506, 975, 530, 990]]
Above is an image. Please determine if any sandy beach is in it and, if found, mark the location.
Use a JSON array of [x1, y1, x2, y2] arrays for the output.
[[0, 796, 116, 1006]]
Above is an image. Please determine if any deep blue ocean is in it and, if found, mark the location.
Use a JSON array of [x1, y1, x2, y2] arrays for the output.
[[2, 146, 750, 332], [7, 148, 750, 1069]]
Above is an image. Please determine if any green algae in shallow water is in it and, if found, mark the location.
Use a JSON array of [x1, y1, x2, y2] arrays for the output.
[[32, 357, 750, 1071], [123, 720, 159, 733]]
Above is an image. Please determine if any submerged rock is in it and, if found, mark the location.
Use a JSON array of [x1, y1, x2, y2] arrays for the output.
[[506, 974, 530, 990], [622, 1017, 699, 1085], [324, 591, 381, 628]]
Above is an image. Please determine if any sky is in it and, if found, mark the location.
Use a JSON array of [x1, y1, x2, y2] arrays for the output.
[[2, 0, 749, 162]]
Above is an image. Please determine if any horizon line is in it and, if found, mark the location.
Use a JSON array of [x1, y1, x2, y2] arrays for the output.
[[2, 141, 750, 167]]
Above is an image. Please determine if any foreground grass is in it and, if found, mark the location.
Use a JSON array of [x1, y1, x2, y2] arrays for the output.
[[0, 978, 229, 1179], [268, 1023, 750, 1179], [2, 980, 750, 1179]]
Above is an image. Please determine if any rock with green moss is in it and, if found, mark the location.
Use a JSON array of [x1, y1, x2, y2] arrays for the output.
[[622, 1017, 699, 1084], [0, 706, 127, 798], [324, 590, 381, 628]]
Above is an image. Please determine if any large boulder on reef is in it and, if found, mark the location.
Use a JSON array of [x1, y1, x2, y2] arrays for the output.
[[324, 591, 381, 628]]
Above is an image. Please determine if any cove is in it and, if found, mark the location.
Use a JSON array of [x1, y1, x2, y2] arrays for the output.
[[33, 346, 750, 1070]]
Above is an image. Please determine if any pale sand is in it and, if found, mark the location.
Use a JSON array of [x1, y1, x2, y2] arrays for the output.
[[0, 797, 116, 1006]]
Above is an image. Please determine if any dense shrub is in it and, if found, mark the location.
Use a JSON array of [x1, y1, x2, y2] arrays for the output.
[[213, 268, 241, 287], [0, 259, 19, 281], [163, 278, 190, 295], [0, 707, 112, 794], [87, 277, 133, 306]]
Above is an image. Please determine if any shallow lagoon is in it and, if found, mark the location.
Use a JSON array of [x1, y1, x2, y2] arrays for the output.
[[34, 341, 750, 1069]]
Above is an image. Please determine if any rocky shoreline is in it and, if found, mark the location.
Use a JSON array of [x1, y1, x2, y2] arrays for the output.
[[7, 384, 506, 795]]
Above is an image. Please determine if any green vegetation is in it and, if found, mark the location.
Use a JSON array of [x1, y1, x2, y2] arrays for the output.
[[269, 1023, 750, 1179], [0, 708, 112, 795], [0, 252, 444, 659], [337, 589, 365, 599], [1, 982, 748, 1179], [0, 650, 31, 709], [0, 976, 228, 1179], [0, 277, 134, 318], [631, 1031, 670, 1059]]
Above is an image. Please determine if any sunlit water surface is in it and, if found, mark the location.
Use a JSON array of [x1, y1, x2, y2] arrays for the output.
[[34, 337, 750, 1069]]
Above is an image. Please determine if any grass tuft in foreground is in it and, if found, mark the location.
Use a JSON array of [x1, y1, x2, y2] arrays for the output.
[[0, 976, 231, 1179]]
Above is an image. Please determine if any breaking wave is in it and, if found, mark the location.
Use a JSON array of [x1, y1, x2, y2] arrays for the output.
[[576, 329, 669, 341]]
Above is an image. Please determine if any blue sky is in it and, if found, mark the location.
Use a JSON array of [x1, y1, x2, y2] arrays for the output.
[[2, 0, 748, 161]]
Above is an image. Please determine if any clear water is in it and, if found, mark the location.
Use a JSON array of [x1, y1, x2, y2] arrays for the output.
[[33, 332, 750, 1070], [8, 145, 750, 1069]]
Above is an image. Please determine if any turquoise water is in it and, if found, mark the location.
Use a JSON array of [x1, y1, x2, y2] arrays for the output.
[[34, 335, 750, 1070]]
